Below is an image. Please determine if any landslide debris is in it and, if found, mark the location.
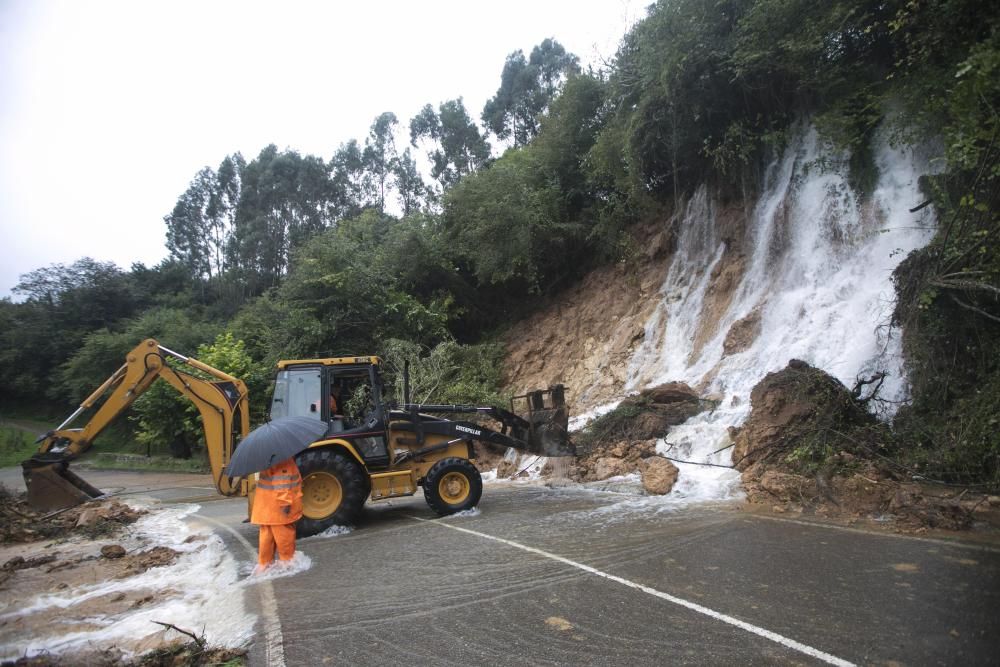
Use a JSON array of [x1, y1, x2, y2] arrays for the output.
[[568, 382, 713, 494], [733, 360, 998, 531], [0, 486, 145, 544], [2, 641, 247, 666]]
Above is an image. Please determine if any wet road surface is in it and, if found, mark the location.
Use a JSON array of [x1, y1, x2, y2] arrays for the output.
[[2, 468, 998, 665]]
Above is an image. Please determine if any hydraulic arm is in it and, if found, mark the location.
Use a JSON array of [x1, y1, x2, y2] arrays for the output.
[[394, 385, 572, 457], [23, 339, 250, 511]]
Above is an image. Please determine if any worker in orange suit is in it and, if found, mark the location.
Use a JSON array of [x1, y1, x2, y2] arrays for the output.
[[252, 457, 303, 573]]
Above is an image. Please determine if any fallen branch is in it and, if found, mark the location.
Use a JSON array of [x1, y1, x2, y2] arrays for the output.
[[931, 278, 1000, 298], [661, 454, 734, 469], [152, 621, 205, 648], [948, 294, 1000, 324]]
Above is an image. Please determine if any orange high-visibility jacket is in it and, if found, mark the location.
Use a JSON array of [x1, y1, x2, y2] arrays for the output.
[[251, 458, 303, 525]]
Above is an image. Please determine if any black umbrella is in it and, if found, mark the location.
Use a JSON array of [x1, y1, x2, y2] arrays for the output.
[[225, 416, 328, 478]]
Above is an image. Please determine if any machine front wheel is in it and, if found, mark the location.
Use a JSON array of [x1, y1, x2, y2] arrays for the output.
[[294, 448, 369, 537], [423, 457, 482, 516]]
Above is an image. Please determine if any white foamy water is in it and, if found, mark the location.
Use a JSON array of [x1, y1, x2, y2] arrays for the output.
[[306, 524, 353, 539], [624, 127, 937, 503], [0, 503, 255, 661], [240, 549, 313, 581]]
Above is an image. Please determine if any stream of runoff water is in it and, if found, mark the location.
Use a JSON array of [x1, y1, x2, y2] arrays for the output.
[[513, 128, 937, 501], [621, 127, 937, 502]]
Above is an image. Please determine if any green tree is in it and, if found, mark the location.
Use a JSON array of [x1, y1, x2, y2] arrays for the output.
[[363, 112, 400, 213], [164, 154, 246, 286], [392, 148, 430, 215], [409, 99, 491, 189], [330, 139, 370, 215], [482, 39, 580, 147], [131, 332, 265, 458], [231, 145, 338, 295]]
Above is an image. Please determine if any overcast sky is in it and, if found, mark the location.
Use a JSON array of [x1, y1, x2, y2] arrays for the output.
[[0, 0, 639, 298]]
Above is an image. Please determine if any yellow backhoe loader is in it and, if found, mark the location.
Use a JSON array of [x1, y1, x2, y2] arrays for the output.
[[23, 339, 572, 536]]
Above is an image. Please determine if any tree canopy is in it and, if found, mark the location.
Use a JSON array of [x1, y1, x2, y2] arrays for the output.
[[3, 5, 997, 483]]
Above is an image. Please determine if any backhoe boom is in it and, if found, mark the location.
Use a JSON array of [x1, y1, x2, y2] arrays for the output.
[[23, 339, 250, 511]]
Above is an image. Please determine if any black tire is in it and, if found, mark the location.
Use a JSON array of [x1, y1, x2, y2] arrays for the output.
[[294, 448, 370, 537], [423, 457, 482, 516]]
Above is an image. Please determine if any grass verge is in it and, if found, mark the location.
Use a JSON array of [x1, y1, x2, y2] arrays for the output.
[[0, 427, 37, 468]]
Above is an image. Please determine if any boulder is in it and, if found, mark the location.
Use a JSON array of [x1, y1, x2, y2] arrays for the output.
[[732, 359, 876, 471], [101, 544, 126, 559], [723, 309, 761, 356], [758, 470, 813, 501], [640, 457, 679, 495], [76, 508, 100, 528], [593, 457, 629, 480], [640, 382, 699, 405]]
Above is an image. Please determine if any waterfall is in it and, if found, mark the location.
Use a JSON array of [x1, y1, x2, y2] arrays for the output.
[[622, 127, 937, 502]]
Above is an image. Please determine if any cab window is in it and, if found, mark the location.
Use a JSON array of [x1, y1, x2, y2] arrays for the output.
[[270, 368, 322, 420]]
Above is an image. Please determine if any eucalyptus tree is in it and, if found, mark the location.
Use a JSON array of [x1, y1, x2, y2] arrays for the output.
[[482, 39, 580, 147], [392, 148, 431, 215], [230, 145, 339, 295], [164, 154, 245, 284], [363, 112, 400, 213], [409, 98, 491, 189]]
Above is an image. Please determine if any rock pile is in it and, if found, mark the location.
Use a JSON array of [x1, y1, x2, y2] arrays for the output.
[[0, 489, 145, 544], [569, 382, 713, 494], [733, 360, 997, 530]]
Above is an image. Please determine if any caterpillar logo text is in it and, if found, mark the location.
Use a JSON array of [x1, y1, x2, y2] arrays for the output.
[[456, 425, 482, 437]]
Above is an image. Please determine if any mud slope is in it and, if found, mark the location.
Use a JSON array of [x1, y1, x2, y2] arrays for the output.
[[503, 208, 748, 413]]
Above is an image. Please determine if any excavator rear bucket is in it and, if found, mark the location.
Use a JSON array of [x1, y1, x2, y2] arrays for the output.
[[22, 460, 103, 513], [511, 385, 574, 457]]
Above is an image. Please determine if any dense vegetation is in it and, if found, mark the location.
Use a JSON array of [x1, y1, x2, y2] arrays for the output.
[[1, 1, 996, 486]]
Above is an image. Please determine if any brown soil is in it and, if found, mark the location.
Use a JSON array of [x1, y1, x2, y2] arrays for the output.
[[1, 490, 145, 545], [732, 359, 1000, 532], [2, 642, 246, 666], [0, 493, 215, 667], [502, 219, 673, 412], [569, 382, 710, 493]]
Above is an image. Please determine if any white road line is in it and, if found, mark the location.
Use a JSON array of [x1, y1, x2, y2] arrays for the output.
[[194, 513, 286, 667], [410, 515, 856, 667]]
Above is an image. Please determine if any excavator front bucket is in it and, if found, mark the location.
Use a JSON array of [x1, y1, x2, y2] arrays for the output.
[[22, 460, 103, 513], [511, 385, 574, 457]]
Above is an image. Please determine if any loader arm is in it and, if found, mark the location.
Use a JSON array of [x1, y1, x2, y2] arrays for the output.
[[396, 384, 573, 457], [24, 338, 250, 511]]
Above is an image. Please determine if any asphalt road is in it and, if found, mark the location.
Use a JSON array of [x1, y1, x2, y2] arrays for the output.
[[3, 468, 999, 666]]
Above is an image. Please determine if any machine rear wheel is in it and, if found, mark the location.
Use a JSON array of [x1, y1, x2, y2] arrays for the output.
[[423, 457, 482, 516], [294, 448, 369, 537]]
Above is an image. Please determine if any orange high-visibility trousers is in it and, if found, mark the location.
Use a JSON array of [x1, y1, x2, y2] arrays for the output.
[[258, 523, 297, 565], [252, 459, 303, 567]]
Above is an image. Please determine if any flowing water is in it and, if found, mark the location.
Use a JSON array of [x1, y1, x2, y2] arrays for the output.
[[621, 127, 937, 502], [0, 503, 256, 661]]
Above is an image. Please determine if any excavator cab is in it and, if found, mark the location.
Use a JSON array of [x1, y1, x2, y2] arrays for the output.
[[270, 358, 392, 468]]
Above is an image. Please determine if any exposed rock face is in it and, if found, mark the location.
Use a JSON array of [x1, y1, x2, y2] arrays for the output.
[[691, 249, 748, 361], [640, 457, 679, 494], [723, 308, 761, 356], [501, 221, 670, 412]]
